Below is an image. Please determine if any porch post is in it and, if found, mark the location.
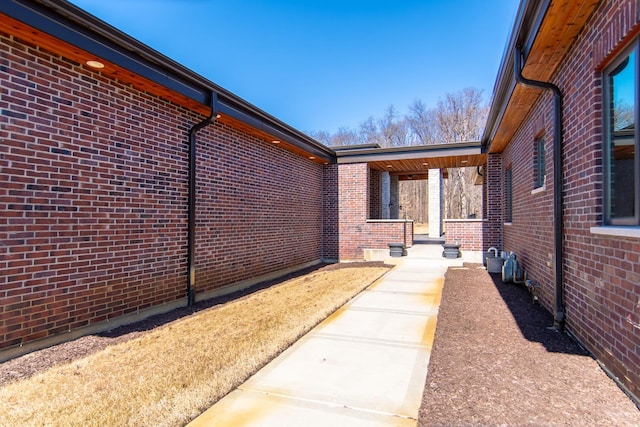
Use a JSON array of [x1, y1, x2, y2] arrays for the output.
[[381, 171, 391, 219], [428, 168, 443, 238], [390, 175, 399, 219]]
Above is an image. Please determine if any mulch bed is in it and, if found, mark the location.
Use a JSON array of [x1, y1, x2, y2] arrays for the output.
[[0, 261, 386, 387], [418, 264, 640, 426]]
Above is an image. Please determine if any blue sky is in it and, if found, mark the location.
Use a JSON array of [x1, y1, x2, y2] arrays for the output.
[[69, 0, 519, 135]]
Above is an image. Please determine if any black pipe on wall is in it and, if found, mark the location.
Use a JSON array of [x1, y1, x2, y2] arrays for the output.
[[513, 46, 565, 330], [187, 92, 219, 306]]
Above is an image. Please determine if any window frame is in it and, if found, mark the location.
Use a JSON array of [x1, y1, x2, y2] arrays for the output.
[[505, 168, 513, 223], [534, 135, 546, 189], [603, 41, 640, 226]]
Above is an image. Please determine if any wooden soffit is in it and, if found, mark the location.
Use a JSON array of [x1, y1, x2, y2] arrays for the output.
[[336, 142, 486, 180], [489, 0, 600, 153], [0, 10, 332, 164]]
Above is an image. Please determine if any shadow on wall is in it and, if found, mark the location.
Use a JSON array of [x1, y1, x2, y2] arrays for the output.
[[488, 273, 589, 356]]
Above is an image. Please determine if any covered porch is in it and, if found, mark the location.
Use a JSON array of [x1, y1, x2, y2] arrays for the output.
[[332, 142, 487, 261]]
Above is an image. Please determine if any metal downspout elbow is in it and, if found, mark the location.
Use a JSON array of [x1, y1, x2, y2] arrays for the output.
[[513, 46, 565, 330], [187, 92, 219, 307]]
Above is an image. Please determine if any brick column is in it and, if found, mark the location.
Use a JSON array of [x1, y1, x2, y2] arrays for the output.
[[428, 169, 443, 238], [322, 164, 339, 262], [338, 163, 369, 260], [369, 170, 382, 219], [483, 154, 503, 251]]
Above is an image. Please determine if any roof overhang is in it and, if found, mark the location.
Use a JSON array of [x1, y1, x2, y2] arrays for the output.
[[336, 142, 486, 180], [482, 0, 600, 153], [0, 0, 335, 163]]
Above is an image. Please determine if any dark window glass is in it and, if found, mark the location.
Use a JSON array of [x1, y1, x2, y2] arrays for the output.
[[605, 46, 639, 225], [505, 168, 512, 222], [535, 136, 546, 188]]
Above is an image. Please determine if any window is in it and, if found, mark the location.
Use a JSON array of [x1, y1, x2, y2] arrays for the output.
[[505, 168, 512, 223], [534, 136, 546, 188], [604, 43, 639, 225]]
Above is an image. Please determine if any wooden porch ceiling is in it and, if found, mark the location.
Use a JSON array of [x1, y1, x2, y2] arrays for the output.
[[488, 0, 600, 153], [336, 142, 486, 180]]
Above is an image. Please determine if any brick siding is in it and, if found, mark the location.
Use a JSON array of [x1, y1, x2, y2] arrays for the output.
[[369, 169, 381, 219], [337, 163, 412, 260], [483, 154, 503, 251], [322, 164, 339, 261], [443, 219, 483, 251], [497, 0, 640, 399], [0, 31, 324, 352]]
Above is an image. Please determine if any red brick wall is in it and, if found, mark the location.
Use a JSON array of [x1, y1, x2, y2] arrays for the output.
[[369, 170, 381, 219], [483, 153, 503, 251], [195, 123, 323, 291], [337, 163, 412, 260], [499, 0, 640, 399], [365, 221, 414, 249], [501, 96, 555, 310], [322, 164, 339, 261], [444, 220, 483, 251], [338, 163, 369, 260], [0, 31, 324, 352]]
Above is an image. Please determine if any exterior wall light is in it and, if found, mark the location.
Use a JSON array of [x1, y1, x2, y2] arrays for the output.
[[86, 60, 105, 69]]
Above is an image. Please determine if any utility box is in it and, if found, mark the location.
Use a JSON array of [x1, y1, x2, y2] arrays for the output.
[[487, 256, 504, 273]]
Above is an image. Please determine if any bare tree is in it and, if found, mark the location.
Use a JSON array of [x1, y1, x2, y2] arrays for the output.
[[358, 117, 382, 146], [314, 87, 487, 221], [407, 100, 438, 145], [435, 87, 486, 142], [310, 127, 358, 146]]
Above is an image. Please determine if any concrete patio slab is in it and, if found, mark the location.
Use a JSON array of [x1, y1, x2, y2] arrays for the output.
[[188, 243, 457, 426], [239, 334, 430, 417], [191, 389, 416, 427], [314, 307, 438, 346], [370, 277, 443, 294], [348, 290, 441, 315]]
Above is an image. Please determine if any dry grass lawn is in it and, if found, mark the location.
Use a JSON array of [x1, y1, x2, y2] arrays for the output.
[[0, 264, 390, 427]]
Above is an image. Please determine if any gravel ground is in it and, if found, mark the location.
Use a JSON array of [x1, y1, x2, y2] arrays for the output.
[[3, 261, 639, 426], [418, 264, 640, 427]]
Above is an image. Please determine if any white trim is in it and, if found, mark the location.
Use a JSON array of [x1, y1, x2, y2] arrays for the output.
[[504, 222, 513, 226], [590, 226, 640, 239], [443, 218, 485, 223], [531, 184, 546, 195], [366, 219, 414, 223]]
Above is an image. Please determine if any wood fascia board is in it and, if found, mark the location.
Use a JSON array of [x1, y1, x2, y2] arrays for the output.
[[1, 0, 335, 162], [486, 0, 600, 153], [336, 145, 483, 164]]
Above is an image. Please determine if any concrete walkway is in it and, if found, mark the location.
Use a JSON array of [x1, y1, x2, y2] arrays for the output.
[[188, 245, 473, 426]]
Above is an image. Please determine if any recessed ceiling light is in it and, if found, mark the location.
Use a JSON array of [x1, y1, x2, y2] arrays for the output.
[[309, 156, 316, 160], [461, 160, 468, 164], [387, 165, 393, 168], [215, 114, 221, 119], [422, 162, 428, 166], [271, 140, 280, 144], [86, 60, 105, 69]]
